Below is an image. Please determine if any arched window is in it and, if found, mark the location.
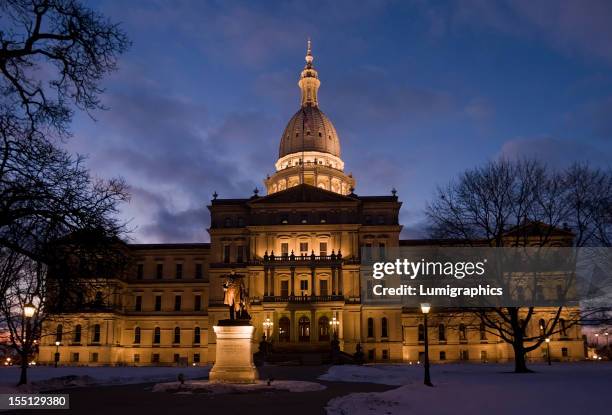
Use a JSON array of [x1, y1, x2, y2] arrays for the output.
[[539, 319, 546, 336], [134, 327, 141, 344], [279, 317, 290, 342], [92, 324, 100, 343], [153, 327, 161, 344], [318, 316, 330, 341], [438, 324, 446, 341], [73, 325, 81, 343], [56, 324, 63, 343], [194, 327, 201, 344], [418, 324, 425, 342], [173, 327, 181, 344], [560, 318, 568, 337], [480, 323, 487, 340], [367, 318, 374, 338], [459, 324, 466, 341], [381, 317, 388, 338], [298, 316, 310, 342]]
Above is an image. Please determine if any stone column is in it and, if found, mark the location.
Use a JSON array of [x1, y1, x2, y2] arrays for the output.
[[331, 267, 336, 295], [290, 267, 295, 296], [270, 267, 275, 297], [338, 267, 343, 296], [264, 267, 269, 297], [310, 267, 316, 297]]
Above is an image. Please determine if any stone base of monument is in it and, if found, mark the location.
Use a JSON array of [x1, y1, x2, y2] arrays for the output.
[[209, 320, 259, 384]]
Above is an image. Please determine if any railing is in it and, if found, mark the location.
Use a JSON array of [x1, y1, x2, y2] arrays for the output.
[[263, 295, 344, 303]]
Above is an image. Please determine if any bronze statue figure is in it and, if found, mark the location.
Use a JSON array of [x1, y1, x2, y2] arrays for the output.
[[223, 271, 250, 320]]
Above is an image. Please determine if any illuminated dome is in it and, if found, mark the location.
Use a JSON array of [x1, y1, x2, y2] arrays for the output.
[[265, 40, 355, 196], [279, 106, 340, 158]]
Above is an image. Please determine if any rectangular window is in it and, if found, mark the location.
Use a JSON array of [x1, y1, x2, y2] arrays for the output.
[[195, 263, 203, 279], [194, 295, 201, 311], [280, 280, 289, 297], [418, 351, 425, 363], [300, 279, 308, 293], [378, 242, 386, 259], [364, 243, 372, 261], [439, 351, 446, 360], [152, 353, 160, 364], [236, 246, 244, 263], [223, 245, 230, 263], [176, 263, 183, 279], [92, 324, 100, 343], [156, 263, 163, 279], [299, 242, 308, 255], [460, 350, 469, 361], [562, 347, 569, 357], [480, 350, 488, 362], [71, 352, 79, 363], [91, 352, 99, 363], [193, 353, 200, 363], [174, 295, 182, 311], [155, 295, 162, 312], [137, 263, 144, 280], [382, 350, 389, 360], [319, 279, 328, 296], [135, 295, 142, 312], [174, 353, 180, 363], [134, 353, 140, 363], [281, 243, 289, 257], [319, 242, 327, 257], [368, 349, 375, 361]]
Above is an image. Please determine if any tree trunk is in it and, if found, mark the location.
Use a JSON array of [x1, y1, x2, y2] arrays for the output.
[[17, 352, 28, 386], [512, 341, 532, 373]]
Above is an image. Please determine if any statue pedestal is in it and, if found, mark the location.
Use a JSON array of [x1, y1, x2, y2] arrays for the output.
[[209, 321, 259, 384]]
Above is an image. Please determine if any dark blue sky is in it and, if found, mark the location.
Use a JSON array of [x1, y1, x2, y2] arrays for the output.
[[67, 0, 612, 242]]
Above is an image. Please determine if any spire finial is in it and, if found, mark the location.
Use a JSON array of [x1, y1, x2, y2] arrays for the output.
[[305, 38, 313, 66]]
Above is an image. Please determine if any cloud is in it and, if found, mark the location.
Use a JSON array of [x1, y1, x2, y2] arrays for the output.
[[498, 135, 612, 168], [449, 0, 612, 64]]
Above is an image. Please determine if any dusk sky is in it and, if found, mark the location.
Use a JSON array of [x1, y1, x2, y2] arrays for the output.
[[67, 0, 612, 243]]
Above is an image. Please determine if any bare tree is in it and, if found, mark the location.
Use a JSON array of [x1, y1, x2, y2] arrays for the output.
[[426, 159, 612, 372], [0, 0, 130, 384], [1, 0, 129, 138]]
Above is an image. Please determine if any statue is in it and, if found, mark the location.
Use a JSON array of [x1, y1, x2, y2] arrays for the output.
[[223, 271, 250, 320]]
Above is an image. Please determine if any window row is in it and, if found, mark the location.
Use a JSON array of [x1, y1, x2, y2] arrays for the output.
[[134, 293, 203, 312], [367, 317, 389, 338], [55, 324, 100, 344], [136, 262, 204, 280], [134, 326, 202, 345]]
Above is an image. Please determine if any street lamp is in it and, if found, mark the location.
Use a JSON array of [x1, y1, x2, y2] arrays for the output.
[[54, 341, 60, 368], [605, 332, 609, 350], [18, 303, 36, 385], [329, 316, 340, 336], [420, 303, 433, 387], [595, 333, 599, 348], [545, 338, 551, 365], [24, 304, 35, 318], [263, 317, 273, 340]]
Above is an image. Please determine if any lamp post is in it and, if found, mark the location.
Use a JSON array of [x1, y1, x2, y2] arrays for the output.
[[329, 316, 340, 337], [545, 338, 551, 365], [54, 341, 60, 368], [606, 332, 609, 350], [263, 317, 273, 340], [18, 303, 36, 385], [595, 333, 599, 348], [420, 303, 433, 387]]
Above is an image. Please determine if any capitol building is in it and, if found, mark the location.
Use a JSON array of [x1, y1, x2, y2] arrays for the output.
[[38, 42, 584, 366]]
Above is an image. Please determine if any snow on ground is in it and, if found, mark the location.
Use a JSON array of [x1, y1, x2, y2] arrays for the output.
[[323, 362, 611, 415], [0, 365, 211, 393], [153, 379, 326, 394]]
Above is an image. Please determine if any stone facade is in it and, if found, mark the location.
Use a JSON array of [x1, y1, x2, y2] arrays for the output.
[[38, 42, 585, 366]]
